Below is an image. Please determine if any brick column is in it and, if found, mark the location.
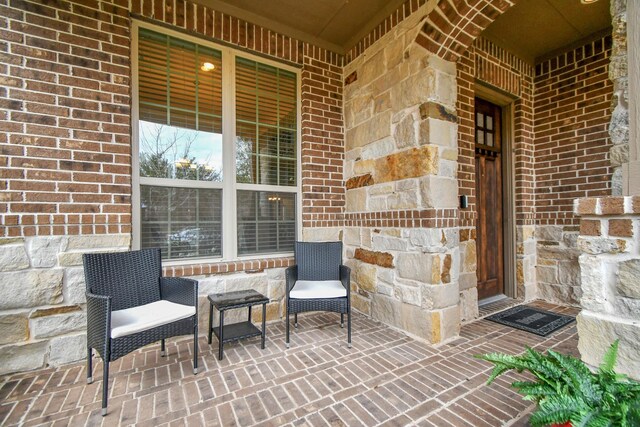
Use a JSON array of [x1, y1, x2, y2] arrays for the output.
[[574, 196, 640, 379]]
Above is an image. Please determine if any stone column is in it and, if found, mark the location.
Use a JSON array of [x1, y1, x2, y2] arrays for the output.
[[624, 0, 640, 195], [342, 12, 461, 343], [610, 0, 640, 195], [574, 196, 640, 379]]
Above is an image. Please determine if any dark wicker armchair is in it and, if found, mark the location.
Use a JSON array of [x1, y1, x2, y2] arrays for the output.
[[285, 241, 351, 348], [83, 248, 199, 416]]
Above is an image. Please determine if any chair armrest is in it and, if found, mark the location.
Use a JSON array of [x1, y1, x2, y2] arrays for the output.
[[86, 292, 111, 358], [160, 277, 198, 307], [339, 265, 351, 295], [285, 265, 298, 294]]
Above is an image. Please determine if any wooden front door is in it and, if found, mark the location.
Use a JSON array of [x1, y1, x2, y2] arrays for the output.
[[475, 98, 504, 300]]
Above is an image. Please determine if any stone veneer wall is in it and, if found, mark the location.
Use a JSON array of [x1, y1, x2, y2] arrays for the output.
[[0, 0, 341, 374], [457, 37, 536, 317], [534, 36, 613, 305], [342, 7, 460, 343], [609, 0, 629, 196], [0, 235, 128, 375], [575, 196, 640, 380]]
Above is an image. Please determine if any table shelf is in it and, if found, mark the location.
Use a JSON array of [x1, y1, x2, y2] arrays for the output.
[[212, 321, 262, 344]]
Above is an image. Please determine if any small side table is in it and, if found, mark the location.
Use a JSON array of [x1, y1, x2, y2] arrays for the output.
[[207, 289, 269, 360]]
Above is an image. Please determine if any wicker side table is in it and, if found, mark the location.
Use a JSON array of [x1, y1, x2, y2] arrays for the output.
[[207, 289, 269, 360]]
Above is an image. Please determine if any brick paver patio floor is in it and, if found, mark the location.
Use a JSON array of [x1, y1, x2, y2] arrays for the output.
[[0, 301, 579, 426]]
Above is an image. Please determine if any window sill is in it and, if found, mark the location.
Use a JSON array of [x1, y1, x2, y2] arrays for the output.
[[162, 255, 295, 277]]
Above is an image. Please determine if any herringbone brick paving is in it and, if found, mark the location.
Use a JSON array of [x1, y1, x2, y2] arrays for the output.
[[0, 301, 578, 426]]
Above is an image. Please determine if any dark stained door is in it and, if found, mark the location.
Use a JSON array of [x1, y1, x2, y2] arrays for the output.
[[475, 98, 504, 300]]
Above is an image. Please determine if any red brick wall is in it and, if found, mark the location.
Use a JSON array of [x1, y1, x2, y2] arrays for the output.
[[301, 52, 345, 229], [345, 0, 428, 64], [457, 37, 535, 229], [534, 36, 613, 225], [0, 0, 344, 242], [0, 0, 132, 237]]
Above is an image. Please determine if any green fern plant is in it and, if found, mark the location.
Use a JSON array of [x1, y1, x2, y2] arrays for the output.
[[476, 340, 640, 427]]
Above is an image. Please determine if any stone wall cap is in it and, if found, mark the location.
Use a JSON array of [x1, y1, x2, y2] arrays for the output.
[[574, 196, 640, 216]]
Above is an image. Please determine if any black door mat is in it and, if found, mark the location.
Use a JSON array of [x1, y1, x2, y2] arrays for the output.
[[485, 305, 575, 337]]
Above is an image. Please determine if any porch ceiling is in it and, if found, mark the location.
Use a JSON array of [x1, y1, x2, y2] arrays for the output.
[[482, 0, 612, 64], [191, 0, 408, 54], [195, 0, 611, 63]]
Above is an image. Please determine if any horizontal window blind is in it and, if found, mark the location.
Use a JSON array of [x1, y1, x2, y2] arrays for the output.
[[237, 191, 296, 256], [141, 186, 222, 259], [235, 57, 297, 187], [139, 28, 222, 133]]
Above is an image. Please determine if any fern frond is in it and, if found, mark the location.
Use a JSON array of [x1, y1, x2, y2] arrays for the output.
[[530, 395, 584, 427], [486, 364, 511, 385], [599, 339, 619, 373], [476, 352, 521, 366], [568, 405, 612, 427], [547, 349, 601, 405], [511, 381, 556, 400], [475, 352, 531, 383]]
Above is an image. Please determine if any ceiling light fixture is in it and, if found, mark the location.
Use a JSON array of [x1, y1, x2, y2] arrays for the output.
[[200, 62, 215, 72], [580, 0, 599, 4]]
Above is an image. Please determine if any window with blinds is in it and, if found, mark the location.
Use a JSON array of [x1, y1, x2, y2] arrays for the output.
[[134, 25, 298, 261]]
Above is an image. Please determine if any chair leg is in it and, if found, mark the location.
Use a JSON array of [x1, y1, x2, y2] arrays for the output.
[[101, 360, 109, 416], [87, 347, 93, 384], [286, 306, 290, 348], [294, 313, 298, 328], [341, 313, 344, 328], [193, 321, 199, 374], [347, 310, 352, 348], [208, 302, 213, 344], [160, 339, 166, 357]]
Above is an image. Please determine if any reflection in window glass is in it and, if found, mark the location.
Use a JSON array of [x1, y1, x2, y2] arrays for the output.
[[141, 186, 222, 259], [138, 28, 223, 182], [236, 191, 296, 256], [138, 121, 223, 181]]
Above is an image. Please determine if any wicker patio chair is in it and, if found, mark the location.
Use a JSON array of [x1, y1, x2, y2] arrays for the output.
[[83, 248, 199, 416], [285, 241, 351, 348]]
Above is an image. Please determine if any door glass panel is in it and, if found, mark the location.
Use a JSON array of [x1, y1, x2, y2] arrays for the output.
[[487, 132, 494, 147], [476, 112, 483, 128], [476, 130, 484, 145], [487, 115, 493, 131]]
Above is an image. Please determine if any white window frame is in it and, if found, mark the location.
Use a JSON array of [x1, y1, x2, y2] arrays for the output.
[[131, 20, 302, 264]]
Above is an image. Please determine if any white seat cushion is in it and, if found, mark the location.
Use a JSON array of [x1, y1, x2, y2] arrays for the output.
[[290, 280, 346, 299], [111, 300, 196, 339]]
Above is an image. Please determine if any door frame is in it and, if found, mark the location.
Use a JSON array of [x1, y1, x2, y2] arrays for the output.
[[474, 82, 517, 299]]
